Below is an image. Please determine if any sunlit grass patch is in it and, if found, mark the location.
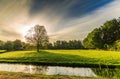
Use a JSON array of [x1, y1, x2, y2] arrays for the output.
[[0, 50, 120, 67]]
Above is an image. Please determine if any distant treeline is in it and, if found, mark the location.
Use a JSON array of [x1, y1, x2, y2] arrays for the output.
[[48, 40, 84, 49], [0, 39, 35, 51], [0, 39, 84, 51]]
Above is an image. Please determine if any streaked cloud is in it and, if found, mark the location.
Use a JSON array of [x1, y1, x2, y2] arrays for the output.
[[0, 0, 30, 41], [49, 0, 120, 41], [0, 0, 119, 42]]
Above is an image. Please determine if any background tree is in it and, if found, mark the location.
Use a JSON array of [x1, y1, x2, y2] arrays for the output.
[[83, 28, 103, 49], [47, 43, 53, 49], [101, 19, 120, 46], [13, 39, 23, 50], [83, 18, 120, 49], [109, 40, 120, 51], [4, 41, 13, 51], [25, 25, 49, 52], [0, 40, 4, 50], [50, 40, 83, 49]]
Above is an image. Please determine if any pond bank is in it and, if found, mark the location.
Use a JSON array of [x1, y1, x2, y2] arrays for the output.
[[0, 63, 119, 78], [0, 61, 119, 68], [0, 71, 107, 79]]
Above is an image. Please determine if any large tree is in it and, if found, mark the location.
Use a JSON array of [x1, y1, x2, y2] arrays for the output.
[[83, 28, 103, 49], [25, 25, 49, 52], [83, 18, 120, 49]]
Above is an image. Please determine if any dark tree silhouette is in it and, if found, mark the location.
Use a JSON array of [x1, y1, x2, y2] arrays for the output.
[[48, 40, 83, 49], [4, 41, 13, 51], [25, 25, 49, 52], [13, 39, 23, 50]]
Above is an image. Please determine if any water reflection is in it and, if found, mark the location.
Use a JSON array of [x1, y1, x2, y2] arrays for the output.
[[46, 67, 96, 77], [0, 63, 96, 77]]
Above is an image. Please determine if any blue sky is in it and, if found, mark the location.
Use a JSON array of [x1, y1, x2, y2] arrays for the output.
[[0, 0, 120, 42], [30, 0, 113, 17]]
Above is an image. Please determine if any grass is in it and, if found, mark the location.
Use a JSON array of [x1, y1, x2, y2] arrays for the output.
[[0, 50, 6, 53], [0, 71, 109, 79], [0, 50, 120, 78], [0, 50, 120, 67]]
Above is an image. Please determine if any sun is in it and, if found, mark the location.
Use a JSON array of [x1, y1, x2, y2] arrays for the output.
[[20, 25, 34, 37], [19, 22, 49, 42], [18, 24, 34, 42]]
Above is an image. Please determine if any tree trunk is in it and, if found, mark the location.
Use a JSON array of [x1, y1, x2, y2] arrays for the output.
[[37, 43, 39, 52]]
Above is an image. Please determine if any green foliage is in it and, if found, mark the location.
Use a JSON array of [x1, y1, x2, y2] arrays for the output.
[[48, 40, 83, 49], [109, 40, 120, 51], [0, 39, 35, 51], [13, 39, 23, 50], [83, 18, 120, 49], [22, 42, 35, 50], [83, 28, 103, 49], [93, 68, 120, 78], [0, 40, 4, 50], [101, 19, 120, 45], [114, 40, 120, 51], [4, 41, 13, 51], [47, 43, 53, 49]]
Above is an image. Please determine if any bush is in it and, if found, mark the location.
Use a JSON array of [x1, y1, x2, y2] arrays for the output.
[[111, 40, 120, 51]]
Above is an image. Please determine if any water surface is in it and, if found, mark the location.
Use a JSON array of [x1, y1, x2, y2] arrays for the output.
[[0, 63, 96, 77], [1, 63, 120, 78]]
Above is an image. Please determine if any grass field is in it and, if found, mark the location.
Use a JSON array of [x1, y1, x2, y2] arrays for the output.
[[0, 50, 120, 67]]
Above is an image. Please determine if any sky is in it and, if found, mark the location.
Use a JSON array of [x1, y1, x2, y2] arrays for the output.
[[0, 0, 120, 42]]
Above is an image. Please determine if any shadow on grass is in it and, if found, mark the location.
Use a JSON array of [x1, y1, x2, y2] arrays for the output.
[[0, 50, 7, 54], [0, 51, 117, 68]]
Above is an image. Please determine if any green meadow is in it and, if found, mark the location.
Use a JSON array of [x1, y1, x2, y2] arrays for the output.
[[0, 50, 120, 67]]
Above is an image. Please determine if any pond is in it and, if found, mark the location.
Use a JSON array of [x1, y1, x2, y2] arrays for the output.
[[0, 63, 119, 78]]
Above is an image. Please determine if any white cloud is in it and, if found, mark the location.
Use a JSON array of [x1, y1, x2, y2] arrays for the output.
[[0, 0, 30, 41], [0, 0, 120, 43], [50, 0, 120, 42]]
